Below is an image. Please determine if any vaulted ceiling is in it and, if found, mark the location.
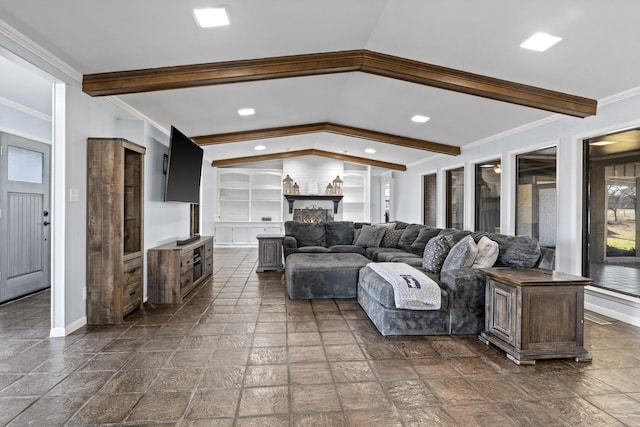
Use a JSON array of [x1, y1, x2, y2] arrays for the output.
[[2, 1, 640, 171]]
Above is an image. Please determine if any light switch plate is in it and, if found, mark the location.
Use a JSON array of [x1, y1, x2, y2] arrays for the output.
[[69, 188, 80, 203]]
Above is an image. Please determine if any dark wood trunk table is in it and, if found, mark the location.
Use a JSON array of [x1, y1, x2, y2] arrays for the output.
[[479, 267, 592, 365]]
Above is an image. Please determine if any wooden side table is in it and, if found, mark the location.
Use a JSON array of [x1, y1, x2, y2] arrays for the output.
[[479, 268, 592, 365], [256, 234, 284, 272]]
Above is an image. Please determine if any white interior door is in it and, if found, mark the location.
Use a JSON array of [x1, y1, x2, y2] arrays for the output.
[[0, 133, 51, 303]]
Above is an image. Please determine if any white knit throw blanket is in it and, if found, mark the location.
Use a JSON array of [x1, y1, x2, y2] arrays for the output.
[[367, 262, 441, 310]]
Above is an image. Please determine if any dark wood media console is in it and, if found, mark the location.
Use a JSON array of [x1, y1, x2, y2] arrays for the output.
[[147, 236, 213, 304]]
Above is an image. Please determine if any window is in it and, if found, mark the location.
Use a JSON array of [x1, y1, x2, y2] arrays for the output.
[[423, 174, 436, 226], [475, 160, 501, 233], [446, 167, 464, 229], [8, 145, 43, 184], [516, 147, 557, 247]]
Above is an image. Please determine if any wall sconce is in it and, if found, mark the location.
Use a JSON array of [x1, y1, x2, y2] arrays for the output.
[[493, 164, 502, 174]]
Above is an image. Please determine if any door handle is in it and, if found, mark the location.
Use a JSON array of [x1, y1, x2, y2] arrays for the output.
[[43, 221, 50, 226]]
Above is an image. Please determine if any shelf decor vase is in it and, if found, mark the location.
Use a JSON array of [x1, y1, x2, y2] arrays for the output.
[[283, 174, 294, 195]]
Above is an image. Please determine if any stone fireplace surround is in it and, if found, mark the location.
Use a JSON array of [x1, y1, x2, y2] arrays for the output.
[[293, 206, 333, 223]]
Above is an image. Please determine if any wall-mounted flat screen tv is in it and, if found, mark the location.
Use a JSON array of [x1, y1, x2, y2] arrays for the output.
[[164, 126, 204, 204]]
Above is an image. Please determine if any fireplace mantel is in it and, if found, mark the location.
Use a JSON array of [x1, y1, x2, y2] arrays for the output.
[[284, 194, 344, 214]]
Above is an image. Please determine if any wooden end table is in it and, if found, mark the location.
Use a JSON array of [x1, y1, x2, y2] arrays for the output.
[[479, 267, 592, 365], [256, 234, 285, 272]]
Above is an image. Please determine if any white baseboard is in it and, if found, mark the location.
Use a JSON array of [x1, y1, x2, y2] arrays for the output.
[[585, 286, 640, 327], [49, 316, 86, 338]]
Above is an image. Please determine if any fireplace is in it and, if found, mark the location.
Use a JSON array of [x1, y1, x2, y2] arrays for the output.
[[293, 206, 333, 223]]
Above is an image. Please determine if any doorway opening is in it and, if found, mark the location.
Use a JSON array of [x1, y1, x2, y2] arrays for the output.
[[584, 129, 640, 297], [0, 51, 59, 336]]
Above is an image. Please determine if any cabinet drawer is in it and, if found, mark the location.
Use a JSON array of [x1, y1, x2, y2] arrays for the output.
[[181, 250, 194, 274], [205, 256, 213, 275], [205, 242, 213, 258], [123, 256, 143, 286], [181, 271, 193, 290], [122, 278, 142, 316]]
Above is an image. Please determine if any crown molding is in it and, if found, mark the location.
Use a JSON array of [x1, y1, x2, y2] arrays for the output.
[[0, 95, 51, 122], [598, 85, 640, 107], [0, 18, 82, 83]]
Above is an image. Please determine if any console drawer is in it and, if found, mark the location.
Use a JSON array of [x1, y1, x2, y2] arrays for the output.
[[181, 250, 194, 274]]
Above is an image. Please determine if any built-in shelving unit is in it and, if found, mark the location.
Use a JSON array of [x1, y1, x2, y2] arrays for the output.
[[342, 167, 369, 222], [216, 168, 283, 246]]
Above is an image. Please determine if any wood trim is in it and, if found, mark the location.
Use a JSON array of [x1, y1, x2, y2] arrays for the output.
[[83, 50, 362, 96], [210, 148, 407, 171], [360, 51, 597, 118], [192, 122, 460, 156], [325, 123, 459, 154], [83, 50, 597, 118], [193, 123, 326, 145]]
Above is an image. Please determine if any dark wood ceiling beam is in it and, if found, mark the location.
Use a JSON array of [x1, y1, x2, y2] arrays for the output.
[[192, 122, 460, 156], [83, 50, 597, 118], [192, 123, 327, 145], [324, 123, 459, 155], [83, 51, 362, 96], [211, 148, 407, 171], [360, 51, 597, 118]]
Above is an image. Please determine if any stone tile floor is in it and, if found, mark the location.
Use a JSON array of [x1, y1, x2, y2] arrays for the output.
[[0, 247, 639, 425]]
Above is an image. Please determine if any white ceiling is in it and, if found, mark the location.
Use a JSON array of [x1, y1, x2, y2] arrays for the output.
[[2, 0, 640, 168]]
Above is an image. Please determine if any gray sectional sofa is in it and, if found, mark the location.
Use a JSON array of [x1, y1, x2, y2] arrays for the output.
[[283, 220, 555, 336]]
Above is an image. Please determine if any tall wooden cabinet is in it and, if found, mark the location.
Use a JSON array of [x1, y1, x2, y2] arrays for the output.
[[87, 138, 145, 324]]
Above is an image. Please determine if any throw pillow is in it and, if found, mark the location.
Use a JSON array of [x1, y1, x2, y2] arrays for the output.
[[442, 235, 478, 272], [380, 229, 404, 248], [489, 234, 541, 268], [472, 236, 499, 268], [438, 228, 473, 245], [373, 222, 397, 230], [355, 225, 386, 248], [397, 224, 424, 251], [325, 221, 354, 246], [285, 221, 326, 247], [422, 234, 454, 273], [410, 227, 441, 255], [352, 228, 361, 245]]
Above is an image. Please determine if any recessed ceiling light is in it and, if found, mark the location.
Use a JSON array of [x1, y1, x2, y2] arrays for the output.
[[193, 8, 230, 28], [254, 145, 266, 151], [411, 115, 430, 123], [589, 140, 618, 146], [365, 148, 376, 154], [238, 108, 255, 116], [520, 32, 562, 52]]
